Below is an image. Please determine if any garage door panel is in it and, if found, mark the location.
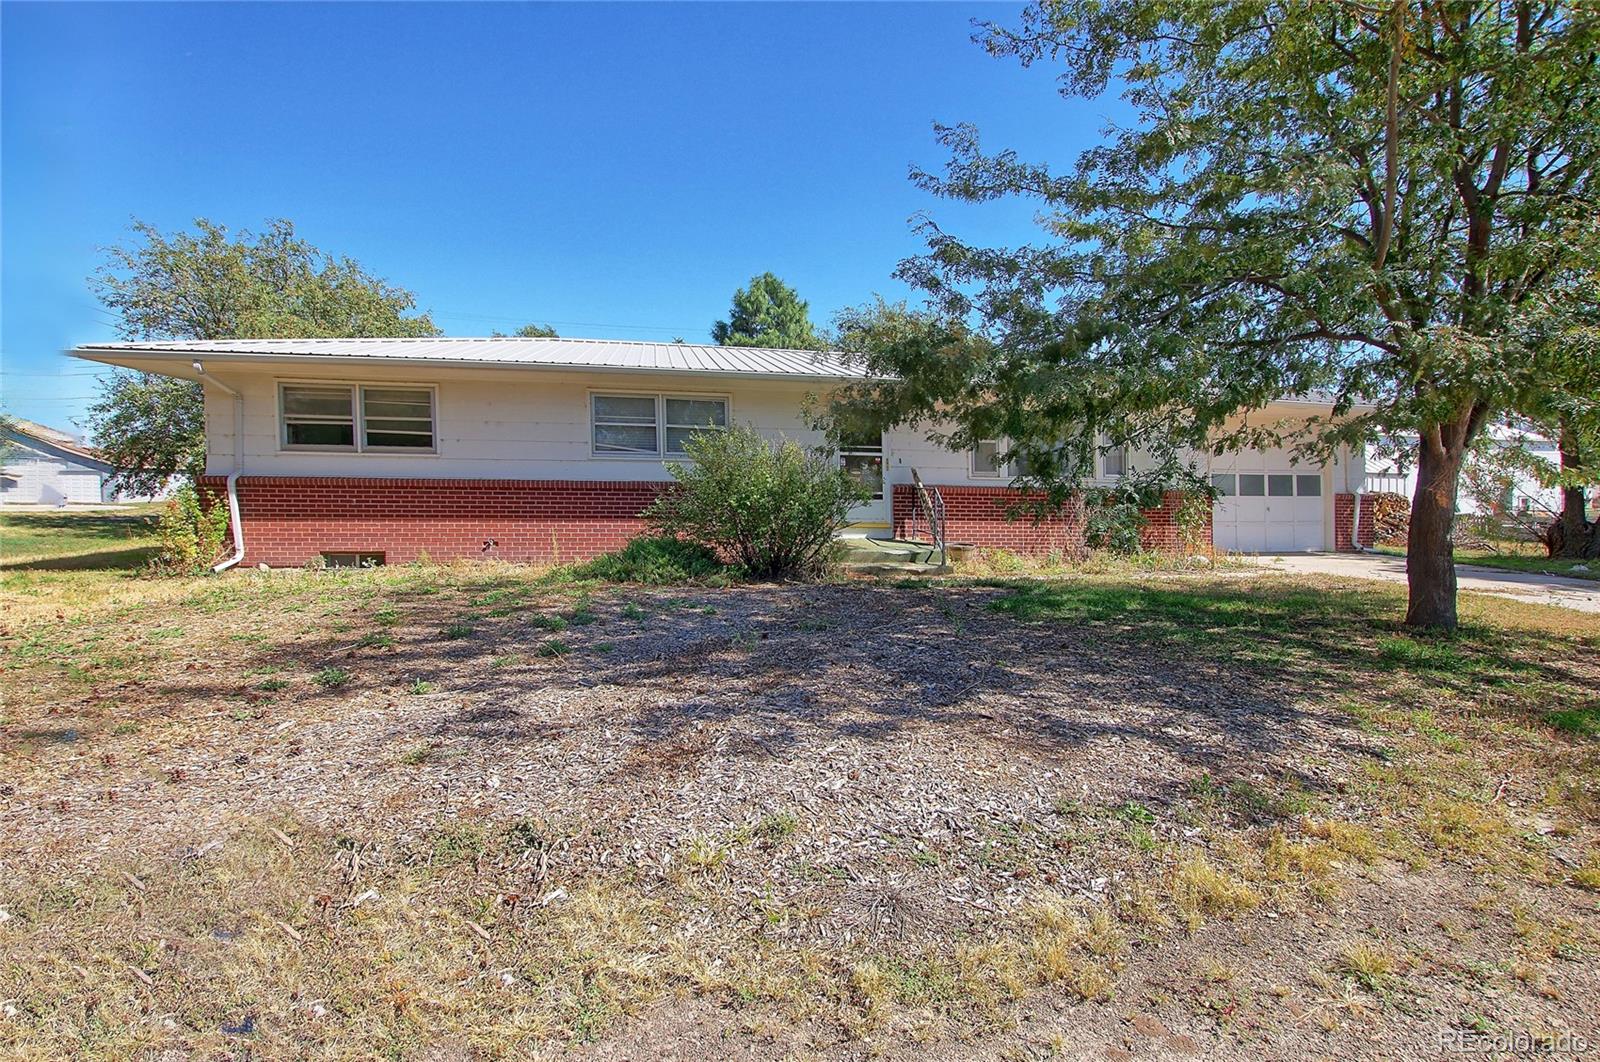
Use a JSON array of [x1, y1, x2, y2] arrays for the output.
[[1233, 523, 1267, 553], [1263, 521, 1294, 552], [1213, 452, 1327, 553]]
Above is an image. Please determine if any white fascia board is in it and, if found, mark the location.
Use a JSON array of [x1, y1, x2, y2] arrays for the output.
[[67, 347, 871, 384]]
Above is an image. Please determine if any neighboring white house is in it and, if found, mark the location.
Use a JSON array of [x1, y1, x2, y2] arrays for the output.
[[0, 417, 168, 506], [1365, 424, 1564, 517], [70, 337, 1370, 564]]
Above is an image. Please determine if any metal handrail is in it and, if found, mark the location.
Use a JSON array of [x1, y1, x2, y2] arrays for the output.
[[908, 469, 947, 566]]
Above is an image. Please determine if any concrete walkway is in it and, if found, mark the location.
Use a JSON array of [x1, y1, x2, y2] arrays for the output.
[[1246, 551, 1600, 615]]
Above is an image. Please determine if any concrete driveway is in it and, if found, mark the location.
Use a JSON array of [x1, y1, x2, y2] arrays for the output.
[[1246, 551, 1600, 615]]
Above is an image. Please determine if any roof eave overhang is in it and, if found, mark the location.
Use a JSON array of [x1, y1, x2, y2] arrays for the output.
[[68, 347, 874, 385]]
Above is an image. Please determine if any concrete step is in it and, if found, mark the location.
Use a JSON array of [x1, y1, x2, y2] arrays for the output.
[[838, 547, 941, 565], [836, 539, 942, 565], [836, 537, 953, 576]]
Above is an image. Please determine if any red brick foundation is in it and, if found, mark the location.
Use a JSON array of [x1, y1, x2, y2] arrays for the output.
[[891, 485, 1207, 556], [1333, 493, 1377, 551], [198, 476, 665, 567], [1138, 491, 1212, 553], [197, 475, 1222, 569]]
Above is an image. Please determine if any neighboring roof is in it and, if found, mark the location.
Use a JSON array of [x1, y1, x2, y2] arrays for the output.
[[3, 417, 104, 464], [71, 336, 869, 380]]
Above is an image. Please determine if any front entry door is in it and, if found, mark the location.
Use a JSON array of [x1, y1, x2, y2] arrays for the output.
[[840, 431, 889, 532]]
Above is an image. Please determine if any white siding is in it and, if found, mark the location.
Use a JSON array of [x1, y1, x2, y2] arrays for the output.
[[880, 432, 1182, 490], [202, 366, 831, 480], [0, 442, 106, 504], [1367, 437, 1562, 516], [201, 362, 1202, 490]]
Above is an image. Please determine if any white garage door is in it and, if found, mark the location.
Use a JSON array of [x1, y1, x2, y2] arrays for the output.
[[1210, 450, 1325, 553]]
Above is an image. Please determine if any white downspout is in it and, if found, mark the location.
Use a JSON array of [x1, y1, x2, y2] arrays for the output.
[[192, 360, 246, 572], [1348, 444, 1369, 553], [212, 472, 244, 572], [1351, 484, 1368, 552]]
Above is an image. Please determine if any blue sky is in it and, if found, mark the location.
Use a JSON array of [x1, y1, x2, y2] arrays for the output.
[[1, 2, 1121, 435]]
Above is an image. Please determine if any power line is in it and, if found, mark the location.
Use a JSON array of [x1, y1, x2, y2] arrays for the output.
[[431, 310, 703, 334]]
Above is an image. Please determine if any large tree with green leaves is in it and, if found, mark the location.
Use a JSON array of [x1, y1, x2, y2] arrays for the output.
[[83, 375, 209, 497], [834, 0, 1600, 629], [86, 219, 440, 493], [711, 272, 825, 349], [1509, 252, 1600, 556]]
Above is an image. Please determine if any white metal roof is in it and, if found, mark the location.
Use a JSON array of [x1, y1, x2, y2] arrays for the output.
[[70, 336, 869, 380]]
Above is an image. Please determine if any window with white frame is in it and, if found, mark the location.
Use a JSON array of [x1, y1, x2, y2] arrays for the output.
[[591, 393, 727, 457], [361, 388, 435, 449], [1101, 439, 1128, 477], [592, 395, 660, 455], [280, 383, 435, 452], [663, 397, 728, 454], [281, 385, 356, 449], [971, 439, 1007, 478]]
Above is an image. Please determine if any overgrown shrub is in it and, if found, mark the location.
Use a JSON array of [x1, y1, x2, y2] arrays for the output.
[[1085, 481, 1214, 556], [1083, 487, 1149, 554], [149, 483, 230, 575], [1173, 491, 1213, 554], [646, 425, 867, 580], [576, 535, 726, 584]]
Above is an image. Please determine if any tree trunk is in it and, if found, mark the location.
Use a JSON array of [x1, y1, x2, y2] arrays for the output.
[[1405, 433, 1465, 630], [1557, 421, 1588, 560]]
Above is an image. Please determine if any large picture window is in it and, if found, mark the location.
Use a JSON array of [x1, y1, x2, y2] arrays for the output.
[[592, 393, 727, 457], [280, 383, 435, 453]]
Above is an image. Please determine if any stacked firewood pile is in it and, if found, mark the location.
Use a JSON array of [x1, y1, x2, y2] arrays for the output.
[[1367, 492, 1411, 547]]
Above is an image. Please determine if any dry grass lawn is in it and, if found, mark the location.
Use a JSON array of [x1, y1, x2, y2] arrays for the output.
[[2, 542, 1598, 1058]]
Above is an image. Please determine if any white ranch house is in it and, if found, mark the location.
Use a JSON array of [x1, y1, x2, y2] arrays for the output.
[[72, 337, 1373, 567]]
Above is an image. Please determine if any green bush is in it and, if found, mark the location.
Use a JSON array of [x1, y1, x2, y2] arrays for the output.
[[576, 535, 726, 584], [148, 483, 230, 575], [1173, 491, 1215, 554], [645, 425, 867, 580], [1083, 487, 1149, 554], [1084, 480, 1214, 556]]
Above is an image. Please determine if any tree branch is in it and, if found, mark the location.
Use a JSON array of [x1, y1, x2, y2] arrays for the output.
[[1372, 0, 1405, 270]]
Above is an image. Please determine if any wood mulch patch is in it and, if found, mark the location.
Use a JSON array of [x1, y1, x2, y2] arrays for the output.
[[4, 583, 1368, 903], [2, 577, 1597, 1058]]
